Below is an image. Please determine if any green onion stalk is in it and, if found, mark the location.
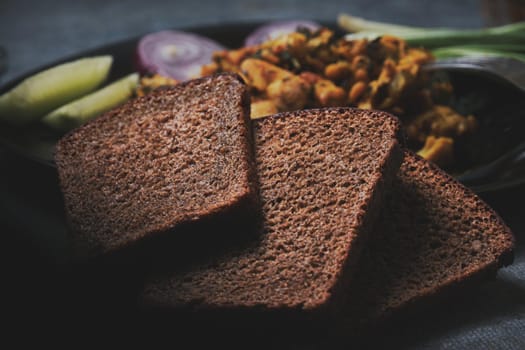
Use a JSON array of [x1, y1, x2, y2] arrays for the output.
[[338, 14, 525, 62]]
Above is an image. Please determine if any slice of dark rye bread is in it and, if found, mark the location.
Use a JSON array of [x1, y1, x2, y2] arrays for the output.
[[54, 73, 258, 260], [338, 150, 515, 331], [141, 107, 403, 318]]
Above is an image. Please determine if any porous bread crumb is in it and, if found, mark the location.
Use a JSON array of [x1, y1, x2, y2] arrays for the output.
[[143, 107, 403, 313], [55, 73, 257, 260]]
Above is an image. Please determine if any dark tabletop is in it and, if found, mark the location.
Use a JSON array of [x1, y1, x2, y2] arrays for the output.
[[1, 0, 524, 348]]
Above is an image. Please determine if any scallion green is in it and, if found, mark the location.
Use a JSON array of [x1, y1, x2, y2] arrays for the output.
[[338, 13, 525, 62]]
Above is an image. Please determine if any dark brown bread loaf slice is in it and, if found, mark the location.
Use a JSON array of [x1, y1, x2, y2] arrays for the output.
[[342, 150, 515, 328], [141, 107, 403, 316], [243, 151, 515, 349], [55, 73, 257, 260]]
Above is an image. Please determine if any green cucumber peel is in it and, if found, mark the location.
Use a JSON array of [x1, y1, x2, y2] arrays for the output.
[[0, 56, 113, 126], [42, 73, 139, 131]]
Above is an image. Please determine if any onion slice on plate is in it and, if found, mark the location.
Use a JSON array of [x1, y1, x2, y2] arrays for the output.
[[136, 30, 226, 81], [244, 20, 322, 46]]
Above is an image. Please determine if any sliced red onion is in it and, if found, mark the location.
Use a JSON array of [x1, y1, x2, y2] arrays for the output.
[[244, 20, 321, 46], [136, 30, 226, 81]]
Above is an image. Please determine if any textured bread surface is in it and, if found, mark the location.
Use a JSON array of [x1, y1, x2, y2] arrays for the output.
[[55, 73, 257, 260], [142, 107, 403, 313], [344, 151, 515, 325]]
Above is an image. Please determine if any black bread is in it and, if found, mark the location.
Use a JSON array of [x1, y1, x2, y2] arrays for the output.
[[343, 150, 515, 327], [142, 107, 403, 316], [55, 73, 257, 260]]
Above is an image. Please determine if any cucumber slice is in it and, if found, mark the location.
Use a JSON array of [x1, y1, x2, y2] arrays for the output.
[[42, 73, 139, 131], [0, 56, 113, 125]]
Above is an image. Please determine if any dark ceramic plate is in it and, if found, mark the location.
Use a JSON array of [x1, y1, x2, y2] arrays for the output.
[[1, 22, 524, 193]]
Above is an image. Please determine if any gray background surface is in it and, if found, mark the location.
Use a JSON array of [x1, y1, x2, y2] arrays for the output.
[[0, 0, 494, 84], [0, 0, 524, 348]]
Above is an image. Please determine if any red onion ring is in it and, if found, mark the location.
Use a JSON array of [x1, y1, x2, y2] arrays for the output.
[[244, 20, 321, 46], [136, 30, 226, 81]]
